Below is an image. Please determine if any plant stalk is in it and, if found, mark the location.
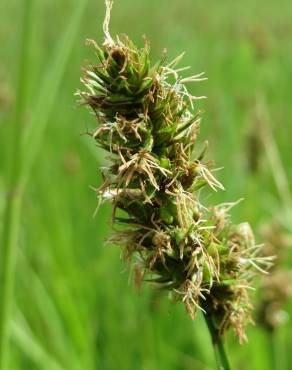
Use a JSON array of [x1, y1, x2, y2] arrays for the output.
[[268, 332, 277, 370], [267, 329, 285, 370], [0, 0, 33, 368], [205, 315, 231, 370]]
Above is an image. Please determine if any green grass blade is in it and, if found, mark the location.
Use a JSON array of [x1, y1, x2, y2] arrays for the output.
[[20, 0, 88, 188], [12, 313, 64, 370], [0, 1, 33, 368], [256, 95, 292, 218], [0, 1, 88, 368]]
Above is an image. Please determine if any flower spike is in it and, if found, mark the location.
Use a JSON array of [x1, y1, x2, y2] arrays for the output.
[[78, 0, 272, 344]]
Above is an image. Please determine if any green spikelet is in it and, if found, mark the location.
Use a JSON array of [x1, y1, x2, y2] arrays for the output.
[[77, 1, 273, 343]]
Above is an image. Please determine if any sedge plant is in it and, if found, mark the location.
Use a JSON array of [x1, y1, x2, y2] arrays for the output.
[[77, 1, 273, 368], [247, 97, 292, 370], [257, 219, 292, 370]]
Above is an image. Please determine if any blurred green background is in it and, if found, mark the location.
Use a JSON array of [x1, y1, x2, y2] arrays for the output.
[[1, 0, 292, 369]]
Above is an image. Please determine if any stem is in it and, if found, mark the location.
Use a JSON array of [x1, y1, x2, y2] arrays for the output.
[[0, 1, 33, 368], [267, 329, 285, 370], [268, 332, 277, 370], [205, 315, 231, 370]]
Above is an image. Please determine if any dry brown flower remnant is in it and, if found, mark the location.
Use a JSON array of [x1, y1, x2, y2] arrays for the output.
[[257, 220, 292, 331]]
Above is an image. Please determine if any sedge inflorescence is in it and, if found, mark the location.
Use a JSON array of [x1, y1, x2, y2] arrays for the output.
[[77, 5, 272, 342], [257, 220, 292, 331]]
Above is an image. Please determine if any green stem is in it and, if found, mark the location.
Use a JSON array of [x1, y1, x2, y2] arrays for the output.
[[268, 333, 277, 370], [205, 315, 231, 370], [267, 329, 284, 370], [0, 1, 33, 368]]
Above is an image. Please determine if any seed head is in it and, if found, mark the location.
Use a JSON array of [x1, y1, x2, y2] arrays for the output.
[[257, 219, 292, 331], [77, 1, 272, 343]]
